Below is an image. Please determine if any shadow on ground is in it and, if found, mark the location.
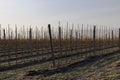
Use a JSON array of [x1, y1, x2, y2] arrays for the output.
[[25, 50, 120, 77]]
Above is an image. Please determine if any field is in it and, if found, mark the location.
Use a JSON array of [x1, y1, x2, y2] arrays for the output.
[[0, 24, 120, 80]]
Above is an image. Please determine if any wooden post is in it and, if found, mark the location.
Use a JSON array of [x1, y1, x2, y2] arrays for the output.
[[70, 29, 73, 51], [59, 27, 62, 55], [112, 30, 114, 46], [93, 26, 96, 55], [29, 28, 32, 50], [76, 31, 78, 49], [0, 24, 1, 40], [109, 30, 111, 47], [70, 24, 74, 51], [58, 26, 62, 66], [48, 24, 55, 67], [29, 27, 34, 62], [118, 28, 120, 49], [3, 29, 10, 66], [81, 24, 83, 54], [15, 25, 18, 65], [3, 29, 6, 40], [106, 33, 107, 47]]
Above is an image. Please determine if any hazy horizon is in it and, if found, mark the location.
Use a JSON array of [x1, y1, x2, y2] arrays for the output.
[[0, 0, 120, 27]]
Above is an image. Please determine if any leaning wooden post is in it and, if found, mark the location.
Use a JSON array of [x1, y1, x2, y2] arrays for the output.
[[48, 24, 55, 67], [93, 26, 96, 55]]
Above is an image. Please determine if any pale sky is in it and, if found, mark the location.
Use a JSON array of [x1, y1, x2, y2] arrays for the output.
[[0, 0, 120, 27]]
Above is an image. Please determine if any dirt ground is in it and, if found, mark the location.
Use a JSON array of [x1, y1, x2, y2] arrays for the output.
[[0, 51, 120, 80]]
